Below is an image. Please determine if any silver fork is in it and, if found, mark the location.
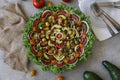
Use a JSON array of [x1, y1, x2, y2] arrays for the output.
[[91, 2, 120, 31], [91, 3, 116, 35]]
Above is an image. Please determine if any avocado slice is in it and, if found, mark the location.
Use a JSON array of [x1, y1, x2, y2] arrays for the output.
[[43, 53, 49, 60], [33, 33, 38, 39], [54, 55, 65, 62], [58, 15, 66, 19]]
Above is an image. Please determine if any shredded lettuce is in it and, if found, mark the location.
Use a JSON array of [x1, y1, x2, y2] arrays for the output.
[[23, 3, 96, 74]]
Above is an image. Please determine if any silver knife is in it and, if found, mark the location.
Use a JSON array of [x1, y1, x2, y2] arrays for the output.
[[97, 1, 120, 8]]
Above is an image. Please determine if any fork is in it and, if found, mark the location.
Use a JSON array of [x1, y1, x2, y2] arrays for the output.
[[91, 2, 120, 31], [91, 3, 116, 35]]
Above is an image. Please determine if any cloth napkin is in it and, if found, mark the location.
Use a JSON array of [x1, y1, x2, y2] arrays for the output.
[[0, 3, 28, 72], [78, 0, 119, 41]]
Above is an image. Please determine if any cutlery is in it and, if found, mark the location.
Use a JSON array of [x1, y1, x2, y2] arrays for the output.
[[91, 2, 120, 31], [97, 1, 120, 9], [91, 3, 115, 35]]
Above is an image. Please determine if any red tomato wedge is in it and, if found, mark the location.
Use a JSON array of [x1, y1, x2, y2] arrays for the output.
[[31, 45, 38, 54], [55, 43, 65, 49], [42, 10, 52, 18], [29, 31, 35, 39], [41, 57, 51, 65], [33, 19, 41, 27], [68, 56, 77, 64], [56, 10, 67, 15], [56, 61, 65, 67], [70, 14, 79, 23]]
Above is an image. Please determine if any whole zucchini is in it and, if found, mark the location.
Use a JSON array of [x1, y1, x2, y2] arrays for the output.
[[83, 71, 103, 80], [102, 60, 120, 80]]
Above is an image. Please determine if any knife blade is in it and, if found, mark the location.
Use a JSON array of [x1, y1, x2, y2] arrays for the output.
[[97, 1, 120, 7]]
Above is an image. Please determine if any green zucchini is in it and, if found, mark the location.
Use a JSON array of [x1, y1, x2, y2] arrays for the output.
[[102, 60, 120, 80], [83, 71, 103, 80]]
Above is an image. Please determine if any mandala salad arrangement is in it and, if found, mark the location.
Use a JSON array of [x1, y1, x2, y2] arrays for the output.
[[23, 3, 96, 74]]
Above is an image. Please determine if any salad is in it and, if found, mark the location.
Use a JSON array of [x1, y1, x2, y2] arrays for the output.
[[23, 3, 96, 74]]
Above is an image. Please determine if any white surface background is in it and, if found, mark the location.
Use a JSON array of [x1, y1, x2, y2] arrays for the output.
[[0, 0, 120, 80]]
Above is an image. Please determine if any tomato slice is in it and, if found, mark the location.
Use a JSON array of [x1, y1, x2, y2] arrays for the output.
[[68, 56, 78, 64], [42, 10, 52, 18], [83, 38, 88, 46], [82, 23, 87, 33], [31, 45, 38, 54], [33, 19, 41, 27], [56, 61, 65, 67], [41, 57, 51, 65], [80, 36, 87, 45], [29, 31, 35, 39], [70, 14, 80, 23], [55, 43, 65, 49], [78, 47, 84, 56], [81, 21, 89, 33], [56, 10, 66, 15]]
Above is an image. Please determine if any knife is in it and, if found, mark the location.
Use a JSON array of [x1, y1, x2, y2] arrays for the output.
[[97, 1, 120, 8]]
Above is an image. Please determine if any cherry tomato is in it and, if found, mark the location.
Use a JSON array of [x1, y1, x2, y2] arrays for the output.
[[47, 1, 53, 7], [33, 0, 45, 8], [57, 76, 63, 80], [62, 0, 71, 2], [30, 69, 36, 77]]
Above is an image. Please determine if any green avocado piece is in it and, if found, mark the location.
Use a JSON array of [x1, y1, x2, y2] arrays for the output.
[[56, 40, 62, 44], [83, 71, 103, 80], [58, 15, 66, 19], [43, 53, 49, 60], [38, 22, 45, 28], [102, 60, 120, 80], [33, 33, 38, 39], [55, 55, 65, 62]]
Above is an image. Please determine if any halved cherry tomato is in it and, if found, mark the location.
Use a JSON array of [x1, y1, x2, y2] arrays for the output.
[[33, 0, 45, 8], [37, 52, 42, 57], [51, 60, 57, 64], [47, 1, 53, 7], [65, 12, 70, 18], [30, 69, 36, 77], [57, 76, 63, 80], [30, 39, 35, 45], [62, 0, 71, 2], [63, 58, 69, 63]]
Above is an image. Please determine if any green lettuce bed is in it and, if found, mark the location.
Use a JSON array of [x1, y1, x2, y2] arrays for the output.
[[23, 3, 96, 74]]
